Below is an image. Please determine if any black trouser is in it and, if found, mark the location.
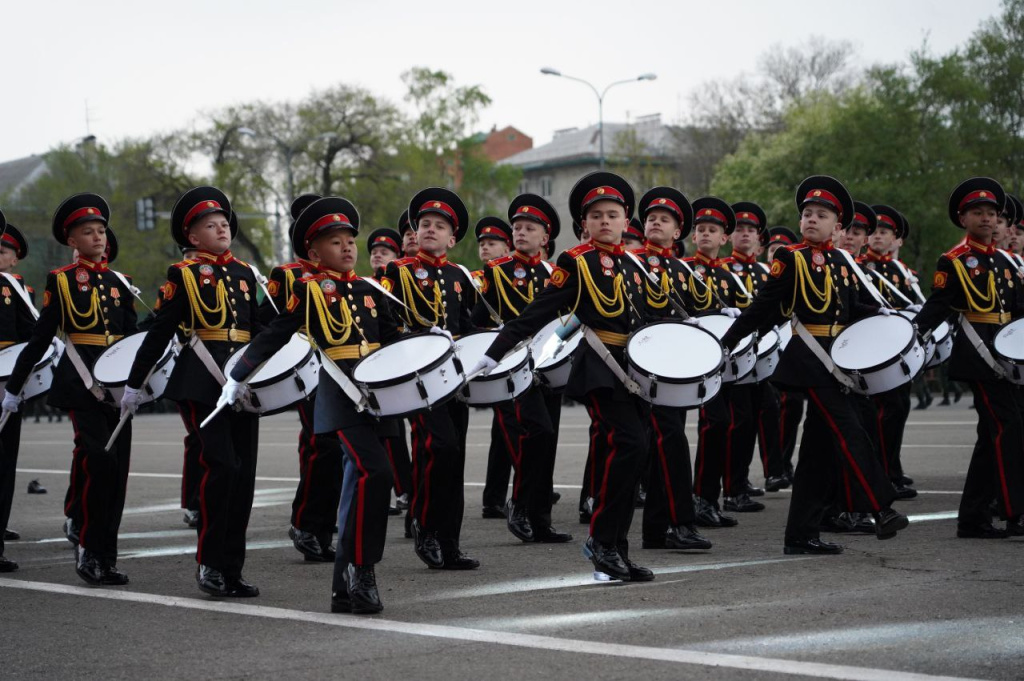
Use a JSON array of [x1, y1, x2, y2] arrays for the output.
[[579, 401, 604, 512], [0, 412, 23, 557], [69, 405, 131, 563], [177, 403, 202, 512], [292, 397, 344, 548], [777, 389, 804, 474], [756, 382, 783, 478], [482, 412, 511, 508], [494, 387, 556, 526], [961, 382, 1024, 524], [331, 424, 394, 594], [382, 419, 412, 499], [643, 406, 695, 540], [586, 389, 649, 547], [410, 399, 469, 541], [872, 384, 912, 482], [724, 383, 758, 496], [695, 386, 750, 503], [785, 386, 895, 541], [188, 401, 259, 577]]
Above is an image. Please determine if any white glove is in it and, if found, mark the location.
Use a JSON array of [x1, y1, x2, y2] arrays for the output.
[[429, 326, 453, 341], [906, 304, 923, 313], [878, 307, 894, 316], [683, 316, 699, 326], [469, 356, 498, 377], [2, 390, 21, 414], [722, 307, 741, 319], [120, 387, 145, 418], [221, 378, 247, 406]]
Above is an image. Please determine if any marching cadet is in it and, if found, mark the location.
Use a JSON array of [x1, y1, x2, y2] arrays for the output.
[[473, 216, 517, 521], [0, 214, 36, 573], [623, 217, 645, 251], [227, 196, 400, 614], [365, 226, 413, 513], [634, 187, 712, 552], [720, 176, 909, 554], [398, 210, 418, 257], [915, 178, 1024, 539], [3, 194, 138, 584], [378, 188, 480, 570], [262, 194, 345, 563], [121, 187, 263, 597], [684, 197, 751, 526], [472, 196, 572, 544], [860, 204, 920, 499], [473, 171, 657, 582]]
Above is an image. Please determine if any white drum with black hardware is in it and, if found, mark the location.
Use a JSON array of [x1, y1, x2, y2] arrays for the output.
[[0, 339, 62, 400], [455, 331, 533, 405], [993, 319, 1024, 384], [777, 320, 793, 350], [830, 314, 925, 394], [352, 333, 461, 418], [222, 334, 321, 415], [92, 332, 178, 405], [697, 313, 756, 382], [528, 318, 583, 390], [626, 321, 725, 407], [736, 328, 781, 385], [926, 320, 953, 368]]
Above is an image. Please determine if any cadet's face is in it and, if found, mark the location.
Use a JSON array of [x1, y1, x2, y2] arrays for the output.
[[1012, 227, 1024, 254], [511, 218, 548, 255], [692, 221, 727, 256], [477, 238, 509, 261], [582, 201, 627, 245], [0, 245, 18, 273], [730, 225, 759, 254], [643, 209, 681, 247], [799, 205, 839, 244], [416, 215, 455, 256], [66, 220, 108, 261], [994, 217, 1012, 247], [187, 213, 232, 253], [839, 225, 868, 253], [869, 226, 896, 254], [309, 230, 357, 272], [402, 229, 418, 256], [369, 245, 396, 271], [959, 205, 997, 241], [767, 242, 784, 260]]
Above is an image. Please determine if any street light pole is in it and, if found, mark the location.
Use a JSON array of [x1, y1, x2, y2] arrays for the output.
[[540, 69, 657, 170]]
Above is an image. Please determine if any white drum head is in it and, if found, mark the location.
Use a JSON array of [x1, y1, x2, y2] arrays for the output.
[[0, 341, 56, 379], [697, 314, 754, 354], [832, 315, 914, 370], [995, 319, 1024, 361], [454, 332, 500, 368], [628, 323, 723, 379], [353, 334, 451, 382], [224, 335, 311, 382], [529, 318, 583, 369], [94, 332, 154, 383]]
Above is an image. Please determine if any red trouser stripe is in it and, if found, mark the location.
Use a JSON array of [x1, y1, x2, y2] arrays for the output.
[[384, 439, 404, 496], [195, 406, 212, 565], [724, 400, 736, 496], [585, 406, 599, 495], [65, 413, 82, 517], [874, 399, 889, 475], [336, 429, 368, 565], [495, 406, 522, 499], [415, 415, 435, 526], [70, 412, 89, 546], [588, 395, 616, 534], [650, 412, 678, 524], [973, 383, 1014, 518], [807, 389, 881, 512]]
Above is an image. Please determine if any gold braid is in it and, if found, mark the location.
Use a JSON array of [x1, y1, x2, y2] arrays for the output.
[[494, 266, 534, 317], [180, 268, 228, 331], [689, 270, 714, 311], [645, 269, 671, 309], [952, 259, 997, 312], [305, 280, 355, 345], [784, 250, 833, 315], [56, 272, 101, 331], [397, 265, 442, 326], [577, 260, 626, 318]]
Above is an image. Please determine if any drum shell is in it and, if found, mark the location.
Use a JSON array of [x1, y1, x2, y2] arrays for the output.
[[831, 316, 925, 394], [926, 322, 953, 369], [92, 333, 177, 406], [353, 336, 462, 418], [460, 353, 533, 406], [696, 314, 756, 383], [993, 319, 1024, 385], [0, 341, 61, 401], [530, 320, 584, 391], [625, 322, 725, 407], [243, 348, 320, 415], [736, 330, 781, 385]]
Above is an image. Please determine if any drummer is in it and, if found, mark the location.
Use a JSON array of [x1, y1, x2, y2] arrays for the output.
[[719, 176, 909, 554], [472, 171, 657, 582], [472, 198, 571, 544], [224, 196, 400, 614], [398, 210, 418, 257], [378, 188, 481, 570], [367, 227, 403, 276], [121, 187, 262, 597], [633, 187, 712, 552], [2, 195, 139, 585], [624, 218, 645, 252], [0, 213, 36, 573]]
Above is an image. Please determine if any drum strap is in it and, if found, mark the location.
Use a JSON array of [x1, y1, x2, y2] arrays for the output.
[[63, 338, 108, 401], [454, 262, 502, 326], [109, 270, 153, 314], [580, 326, 644, 396], [792, 319, 864, 394], [889, 260, 927, 304], [0, 273, 39, 320], [865, 268, 916, 307], [247, 263, 279, 314], [317, 351, 368, 412], [958, 315, 1006, 379], [623, 251, 691, 319], [188, 335, 227, 386]]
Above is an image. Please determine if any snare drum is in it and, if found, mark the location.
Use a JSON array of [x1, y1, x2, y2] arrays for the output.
[[777, 320, 793, 350], [352, 333, 461, 418], [926, 320, 952, 368], [696, 313, 756, 382], [93, 332, 178, 405], [626, 321, 725, 407], [830, 314, 925, 394], [528, 318, 583, 390], [222, 334, 320, 414], [993, 319, 1024, 384], [455, 331, 533, 405], [736, 328, 781, 385], [0, 339, 62, 400]]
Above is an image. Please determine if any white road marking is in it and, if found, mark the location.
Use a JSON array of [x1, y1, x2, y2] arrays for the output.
[[0, 577, 983, 681]]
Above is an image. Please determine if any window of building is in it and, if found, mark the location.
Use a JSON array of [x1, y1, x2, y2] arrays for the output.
[[540, 177, 552, 197], [519, 180, 530, 195]]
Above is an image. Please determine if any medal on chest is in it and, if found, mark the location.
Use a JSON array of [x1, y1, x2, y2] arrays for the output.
[[1, 287, 9, 305], [199, 264, 215, 286], [732, 262, 744, 272], [600, 254, 614, 270], [812, 251, 825, 267], [321, 279, 337, 296], [965, 256, 979, 269]]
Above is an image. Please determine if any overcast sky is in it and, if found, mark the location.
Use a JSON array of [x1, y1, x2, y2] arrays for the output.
[[0, 0, 1005, 162]]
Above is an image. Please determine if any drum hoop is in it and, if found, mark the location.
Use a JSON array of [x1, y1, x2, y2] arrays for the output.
[[698, 314, 755, 355], [756, 331, 781, 359], [353, 342, 455, 389], [246, 345, 315, 390], [626, 322, 726, 385], [471, 352, 531, 383], [0, 342, 58, 381], [832, 317, 917, 373]]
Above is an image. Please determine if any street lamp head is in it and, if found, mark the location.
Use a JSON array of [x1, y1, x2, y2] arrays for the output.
[[237, 127, 257, 137], [540, 67, 561, 76], [638, 73, 657, 81]]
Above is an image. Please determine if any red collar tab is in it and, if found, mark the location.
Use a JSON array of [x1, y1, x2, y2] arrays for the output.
[[959, 190, 999, 212], [75, 257, 109, 272], [645, 243, 673, 257], [648, 198, 684, 222], [419, 201, 458, 228], [694, 251, 720, 267], [876, 214, 898, 231], [582, 186, 626, 212], [513, 251, 543, 266], [63, 206, 104, 231], [966, 237, 995, 255], [730, 251, 756, 264], [479, 226, 512, 243], [801, 238, 833, 251], [184, 200, 225, 228], [695, 208, 727, 226], [514, 205, 552, 228], [298, 258, 320, 274], [735, 211, 761, 228], [371, 235, 400, 252], [593, 240, 625, 256], [416, 250, 448, 267], [803, 189, 843, 218], [323, 268, 359, 281], [196, 249, 234, 265], [305, 213, 353, 249], [864, 248, 890, 262]]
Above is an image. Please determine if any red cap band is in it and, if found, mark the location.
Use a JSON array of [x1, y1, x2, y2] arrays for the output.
[[851, 213, 869, 227], [184, 200, 224, 228], [959, 189, 999, 211], [803, 189, 843, 217], [695, 208, 728, 226], [305, 213, 353, 247], [625, 225, 644, 239], [515, 205, 551, 228], [1, 233, 19, 250], [372, 236, 399, 252], [735, 211, 761, 227], [648, 198, 684, 222], [876, 214, 898, 230], [419, 201, 458, 228], [62, 206, 104, 230], [582, 186, 626, 212], [479, 226, 511, 242], [770, 234, 794, 244]]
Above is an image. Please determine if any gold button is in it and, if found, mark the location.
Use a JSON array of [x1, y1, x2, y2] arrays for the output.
[[227, 276, 232, 281], [222, 266, 228, 271], [355, 316, 361, 323], [103, 307, 109, 313], [351, 304, 357, 311], [347, 283, 353, 289], [101, 295, 107, 301], [97, 274, 103, 279], [99, 285, 105, 290], [347, 294, 354, 300]]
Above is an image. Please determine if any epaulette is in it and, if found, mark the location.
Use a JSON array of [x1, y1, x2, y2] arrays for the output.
[[784, 243, 808, 252], [565, 244, 594, 259], [232, 256, 250, 268], [11, 273, 22, 280], [942, 242, 970, 260], [278, 262, 304, 271], [394, 257, 418, 267], [488, 255, 514, 267], [173, 259, 198, 269], [51, 263, 79, 274]]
